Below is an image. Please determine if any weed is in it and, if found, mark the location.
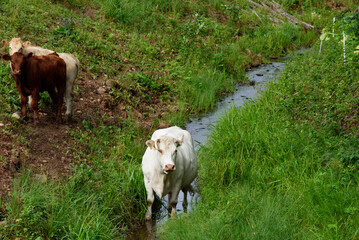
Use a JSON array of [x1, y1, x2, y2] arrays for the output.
[[52, 16, 77, 40]]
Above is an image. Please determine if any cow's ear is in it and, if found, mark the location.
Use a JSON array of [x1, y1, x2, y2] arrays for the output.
[[2, 40, 9, 47], [146, 140, 156, 150], [175, 135, 184, 147], [2, 54, 11, 61], [24, 52, 33, 58], [23, 41, 31, 47]]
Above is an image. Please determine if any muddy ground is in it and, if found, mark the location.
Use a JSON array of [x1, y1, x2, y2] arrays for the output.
[[0, 70, 171, 200]]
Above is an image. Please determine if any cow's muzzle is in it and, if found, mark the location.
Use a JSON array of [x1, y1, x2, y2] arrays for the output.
[[163, 164, 175, 174], [13, 70, 21, 75]]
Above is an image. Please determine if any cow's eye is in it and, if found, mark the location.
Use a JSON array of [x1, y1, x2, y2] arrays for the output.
[[174, 150, 177, 153]]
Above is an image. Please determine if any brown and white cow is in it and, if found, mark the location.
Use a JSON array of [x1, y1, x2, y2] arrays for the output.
[[2, 52, 67, 122], [2, 38, 79, 120], [142, 126, 198, 220]]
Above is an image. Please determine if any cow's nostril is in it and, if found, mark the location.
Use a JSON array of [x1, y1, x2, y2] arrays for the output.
[[164, 164, 175, 172]]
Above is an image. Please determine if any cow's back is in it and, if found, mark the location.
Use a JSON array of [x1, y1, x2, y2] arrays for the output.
[[23, 46, 79, 80], [23, 46, 53, 55], [151, 126, 191, 143]]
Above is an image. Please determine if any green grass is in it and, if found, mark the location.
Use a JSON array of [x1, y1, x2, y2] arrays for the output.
[[160, 9, 359, 240], [0, 0, 337, 115], [0, 0, 358, 239], [1, 120, 147, 239]]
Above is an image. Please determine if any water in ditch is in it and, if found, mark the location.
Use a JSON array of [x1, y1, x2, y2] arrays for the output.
[[128, 61, 285, 239]]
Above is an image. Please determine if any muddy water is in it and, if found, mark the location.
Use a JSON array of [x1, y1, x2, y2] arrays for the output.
[[128, 61, 285, 239]]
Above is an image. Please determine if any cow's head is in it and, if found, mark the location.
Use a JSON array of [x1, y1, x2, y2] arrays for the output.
[[146, 135, 184, 174], [2, 52, 33, 75], [2, 38, 26, 55]]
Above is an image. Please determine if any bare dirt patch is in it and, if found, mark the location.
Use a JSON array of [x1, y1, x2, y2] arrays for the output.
[[0, 70, 173, 199], [0, 128, 26, 198], [0, 72, 120, 197], [327, 1, 347, 10]]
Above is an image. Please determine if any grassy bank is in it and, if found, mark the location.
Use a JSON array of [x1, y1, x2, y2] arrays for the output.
[[161, 9, 359, 240], [0, 0, 357, 239], [0, 0, 337, 121]]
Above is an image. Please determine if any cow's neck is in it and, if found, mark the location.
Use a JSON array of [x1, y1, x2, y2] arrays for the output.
[[153, 169, 173, 198]]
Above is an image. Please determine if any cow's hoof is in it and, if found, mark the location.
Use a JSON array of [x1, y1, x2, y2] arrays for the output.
[[20, 114, 28, 120], [145, 212, 152, 221], [64, 114, 71, 123]]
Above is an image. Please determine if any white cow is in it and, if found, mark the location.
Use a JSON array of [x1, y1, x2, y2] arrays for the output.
[[142, 126, 197, 220], [2, 38, 79, 120]]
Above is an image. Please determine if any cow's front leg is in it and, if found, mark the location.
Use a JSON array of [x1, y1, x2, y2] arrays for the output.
[[168, 189, 180, 219], [30, 91, 40, 123], [144, 179, 154, 221], [20, 93, 28, 118]]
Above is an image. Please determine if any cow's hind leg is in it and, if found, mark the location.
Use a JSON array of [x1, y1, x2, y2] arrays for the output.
[[48, 88, 58, 112], [30, 91, 40, 123], [144, 179, 154, 221], [64, 81, 73, 121], [55, 85, 65, 122], [28, 96, 32, 109], [182, 188, 189, 213]]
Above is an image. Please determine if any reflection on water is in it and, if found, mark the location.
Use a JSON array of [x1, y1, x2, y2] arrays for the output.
[[128, 62, 285, 239]]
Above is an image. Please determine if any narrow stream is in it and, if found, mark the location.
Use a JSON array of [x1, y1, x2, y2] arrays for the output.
[[128, 61, 285, 239]]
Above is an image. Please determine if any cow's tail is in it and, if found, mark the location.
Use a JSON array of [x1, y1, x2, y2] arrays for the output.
[[74, 56, 80, 79]]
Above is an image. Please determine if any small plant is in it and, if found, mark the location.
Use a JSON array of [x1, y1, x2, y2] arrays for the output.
[[220, 3, 243, 22], [134, 73, 170, 92], [53, 16, 76, 39]]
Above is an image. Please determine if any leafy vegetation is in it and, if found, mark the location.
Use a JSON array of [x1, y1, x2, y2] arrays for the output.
[[0, 0, 357, 239], [161, 8, 359, 240]]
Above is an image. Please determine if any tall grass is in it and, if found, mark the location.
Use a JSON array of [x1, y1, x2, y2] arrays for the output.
[[179, 67, 234, 112], [0, 121, 147, 239], [0, 0, 345, 116], [0, 0, 358, 239], [160, 10, 359, 240]]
